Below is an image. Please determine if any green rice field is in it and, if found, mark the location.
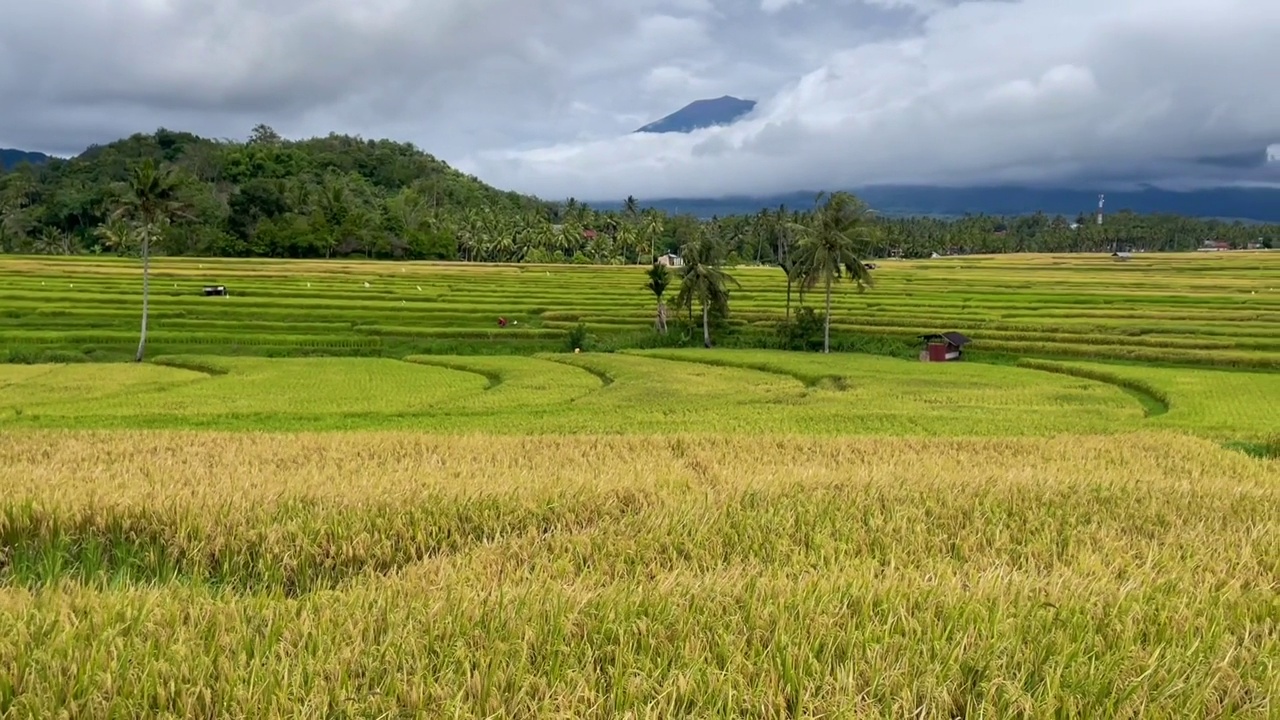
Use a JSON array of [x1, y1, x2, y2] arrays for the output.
[[3, 251, 1279, 366], [1, 252, 1278, 718]]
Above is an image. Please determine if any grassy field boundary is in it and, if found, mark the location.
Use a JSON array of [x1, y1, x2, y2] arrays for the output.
[[403, 356, 504, 389], [628, 349, 844, 389], [150, 356, 233, 376], [1015, 359, 1170, 417]]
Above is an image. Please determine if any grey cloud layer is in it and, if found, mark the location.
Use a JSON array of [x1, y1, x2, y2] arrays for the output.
[[2, 0, 1277, 200]]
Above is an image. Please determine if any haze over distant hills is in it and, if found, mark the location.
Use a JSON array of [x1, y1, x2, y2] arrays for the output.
[[634, 96, 757, 134], [597, 185, 1280, 223], [0, 148, 53, 171], [617, 98, 1280, 221], [7, 127, 1280, 222]]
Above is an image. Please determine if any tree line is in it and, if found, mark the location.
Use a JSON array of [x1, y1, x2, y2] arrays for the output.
[[2, 126, 1276, 264]]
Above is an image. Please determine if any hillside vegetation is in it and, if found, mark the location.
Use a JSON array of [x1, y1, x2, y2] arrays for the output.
[[2, 127, 1278, 265], [0, 126, 548, 260]]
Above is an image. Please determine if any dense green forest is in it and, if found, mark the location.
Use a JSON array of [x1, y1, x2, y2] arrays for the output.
[[1, 126, 1276, 262]]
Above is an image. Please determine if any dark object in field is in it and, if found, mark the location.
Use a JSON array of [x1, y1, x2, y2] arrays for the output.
[[919, 331, 970, 362], [202, 286, 228, 296], [497, 317, 507, 328], [865, 263, 878, 270]]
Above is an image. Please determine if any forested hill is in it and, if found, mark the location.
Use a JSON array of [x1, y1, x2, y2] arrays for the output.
[[0, 148, 53, 171], [0, 126, 551, 258]]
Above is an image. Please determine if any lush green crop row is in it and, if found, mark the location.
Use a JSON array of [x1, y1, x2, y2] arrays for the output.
[[2, 253, 1278, 366], [2, 350, 1274, 441]]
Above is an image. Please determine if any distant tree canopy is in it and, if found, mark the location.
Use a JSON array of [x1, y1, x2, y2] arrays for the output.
[[1, 126, 1277, 261]]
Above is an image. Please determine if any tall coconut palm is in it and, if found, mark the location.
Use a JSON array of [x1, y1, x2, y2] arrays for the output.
[[788, 191, 876, 353], [641, 209, 664, 263], [645, 262, 671, 334], [113, 159, 188, 362], [769, 205, 799, 320], [675, 233, 739, 348]]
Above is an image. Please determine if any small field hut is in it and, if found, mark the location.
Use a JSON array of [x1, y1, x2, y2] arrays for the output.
[[657, 253, 683, 268], [919, 332, 971, 362]]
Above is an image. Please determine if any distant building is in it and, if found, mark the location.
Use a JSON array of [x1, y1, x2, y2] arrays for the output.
[[1198, 240, 1231, 252], [919, 332, 971, 362], [657, 253, 683, 268]]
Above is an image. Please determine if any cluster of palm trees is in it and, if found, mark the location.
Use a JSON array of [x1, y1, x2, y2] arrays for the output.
[[650, 191, 877, 352], [456, 200, 666, 264]]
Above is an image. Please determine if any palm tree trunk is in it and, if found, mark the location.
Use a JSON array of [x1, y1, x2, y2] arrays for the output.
[[785, 278, 792, 321], [135, 232, 150, 362], [702, 304, 711, 348], [823, 276, 832, 353]]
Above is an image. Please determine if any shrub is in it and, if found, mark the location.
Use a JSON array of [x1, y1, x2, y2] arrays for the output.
[[775, 307, 826, 352], [566, 323, 591, 353]]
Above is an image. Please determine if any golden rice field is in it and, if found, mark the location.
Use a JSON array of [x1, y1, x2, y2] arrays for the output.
[[2, 253, 1279, 717], [1, 432, 1277, 717]]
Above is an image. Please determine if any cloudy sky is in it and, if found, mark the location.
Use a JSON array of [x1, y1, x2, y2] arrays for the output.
[[2, 0, 1279, 200]]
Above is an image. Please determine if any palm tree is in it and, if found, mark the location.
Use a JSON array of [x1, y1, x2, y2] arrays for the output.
[[770, 205, 800, 320], [113, 158, 188, 362], [675, 233, 739, 348], [788, 192, 876, 353], [641, 209, 664, 263], [645, 262, 671, 334]]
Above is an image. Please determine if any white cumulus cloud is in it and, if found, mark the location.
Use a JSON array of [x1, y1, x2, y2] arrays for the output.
[[463, 0, 1280, 200], [1, 0, 1277, 201]]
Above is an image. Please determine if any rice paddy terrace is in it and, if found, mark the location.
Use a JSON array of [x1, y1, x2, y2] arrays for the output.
[[2, 251, 1278, 366], [3, 252, 1279, 717]]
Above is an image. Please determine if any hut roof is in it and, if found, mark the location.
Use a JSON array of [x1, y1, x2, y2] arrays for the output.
[[919, 331, 972, 346]]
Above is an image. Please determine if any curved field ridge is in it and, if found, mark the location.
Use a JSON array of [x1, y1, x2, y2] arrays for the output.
[[629, 348, 1146, 419], [0, 363, 207, 418], [0, 351, 1186, 436], [0, 357, 488, 429], [3, 252, 1279, 367], [1, 431, 1276, 716], [637, 348, 848, 388], [1013, 359, 1280, 442], [1017, 359, 1170, 417], [402, 355, 603, 407]]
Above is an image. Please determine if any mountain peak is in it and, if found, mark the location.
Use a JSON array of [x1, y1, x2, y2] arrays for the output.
[[635, 96, 757, 134]]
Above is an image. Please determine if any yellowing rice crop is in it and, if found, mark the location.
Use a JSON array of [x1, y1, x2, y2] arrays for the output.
[[3, 252, 1279, 717], [1, 431, 1277, 717]]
